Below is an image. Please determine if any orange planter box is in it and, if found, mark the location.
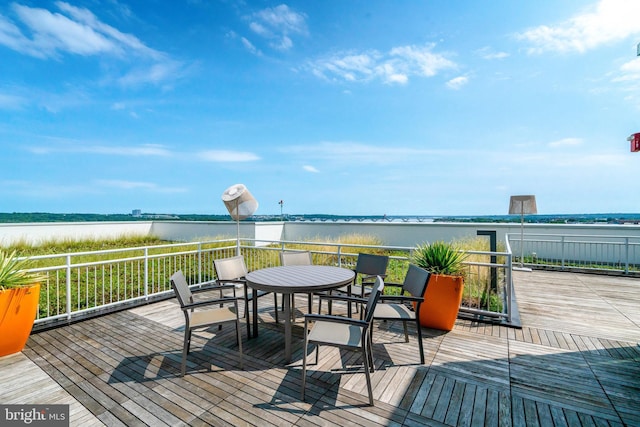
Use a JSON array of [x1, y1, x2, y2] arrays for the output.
[[0, 284, 40, 357], [418, 274, 464, 331]]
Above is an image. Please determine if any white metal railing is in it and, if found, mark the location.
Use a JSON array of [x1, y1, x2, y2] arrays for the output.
[[506, 233, 640, 274], [26, 238, 514, 330]]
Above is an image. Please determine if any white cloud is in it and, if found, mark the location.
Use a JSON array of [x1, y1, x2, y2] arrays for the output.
[[446, 76, 469, 90], [284, 141, 450, 165], [303, 165, 319, 173], [118, 59, 185, 87], [241, 37, 262, 56], [307, 44, 456, 85], [548, 137, 584, 148], [199, 150, 260, 162], [249, 4, 307, 51], [613, 57, 640, 82], [3, 2, 150, 58], [0, 92, 27, 110], [96, 179, 187, 193], [475, 46, 509, 60], [29, 143, 172, 156], [517, 0, 640, 54], [0, 2, 184, 88]]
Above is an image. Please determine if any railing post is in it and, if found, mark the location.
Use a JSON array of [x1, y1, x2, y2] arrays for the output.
[[561, 236, 566, 270], [66, 254, 72, 320], [337, 245, 342, 267], [506, 252, 512, 324], [144, 247, 149, 300], [197, 243, 202, 284], [625, 237, 630, 275]]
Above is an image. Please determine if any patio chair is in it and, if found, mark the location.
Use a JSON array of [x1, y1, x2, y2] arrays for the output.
[[279, 251, 314, 315], [170, 270, 243, 376], [301, 276, 385, 406], [322, 253, 389, 317], [213, 255, 279, 338], [372, 264, 430, 363]]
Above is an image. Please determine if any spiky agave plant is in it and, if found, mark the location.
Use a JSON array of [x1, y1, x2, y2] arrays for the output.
[[412, 241, 468, 276], [0, 250, 46, 290]]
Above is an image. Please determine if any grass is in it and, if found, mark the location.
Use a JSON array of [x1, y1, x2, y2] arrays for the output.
[[3, 234, 169, 257]]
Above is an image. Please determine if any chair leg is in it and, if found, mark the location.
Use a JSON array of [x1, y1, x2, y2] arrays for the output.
[[301, 331, 309, 400], [366, 334, 375, 373], [362, 345, 374, 406], [236, 319, 244, 369], [403, 321, 409, 342], [416, 318, 425, 364], [181, 329, 191, 377], [243, 285, 252, 338], [308, 294, 313, 314]]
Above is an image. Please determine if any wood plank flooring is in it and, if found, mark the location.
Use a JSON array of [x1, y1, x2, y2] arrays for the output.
[[1, 270, 638, 426]]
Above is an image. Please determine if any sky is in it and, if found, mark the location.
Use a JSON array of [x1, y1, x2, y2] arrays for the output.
[[1, 0, 639, 217]]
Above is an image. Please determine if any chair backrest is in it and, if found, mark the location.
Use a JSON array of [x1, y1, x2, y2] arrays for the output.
[[170, 270, 193, 308], [214, 255, 248, 281], [280, 251, 313, 266], [403, 264, 431, 298], [355, 253, 389, 277], [363, 276, 385, 323]]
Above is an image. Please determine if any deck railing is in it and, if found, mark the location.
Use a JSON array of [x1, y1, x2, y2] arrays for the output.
[[506, 233, 640, 274], [26, 238, 514, 330]]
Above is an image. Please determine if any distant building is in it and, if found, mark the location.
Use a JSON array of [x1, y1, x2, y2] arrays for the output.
[[132, 209, 142, 217]]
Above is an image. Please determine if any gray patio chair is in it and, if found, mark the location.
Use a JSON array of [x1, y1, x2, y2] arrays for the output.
[[279, 251, 314, 315], [372, 264, 430, 363], [170, 270, 243, 376], [301, 276, 385, 406], [322, 253, 389, 317], [213, 255, 279, 338]]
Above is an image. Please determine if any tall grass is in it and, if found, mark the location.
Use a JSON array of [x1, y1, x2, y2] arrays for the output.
[[9, 233, 506, 318], [3, 235, 169, 257], [454, 236, 506, 312]]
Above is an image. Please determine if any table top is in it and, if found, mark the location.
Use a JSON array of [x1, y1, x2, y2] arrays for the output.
[[245, 265, 355, 293]]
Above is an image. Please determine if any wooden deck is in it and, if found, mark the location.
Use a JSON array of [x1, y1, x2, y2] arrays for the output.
[[1, 270, 639, 426]]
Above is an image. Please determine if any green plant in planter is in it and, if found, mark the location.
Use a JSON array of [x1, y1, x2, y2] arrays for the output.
[[412, 241, 468, 276], [411, 241, 469, 331], [1, 250, 47, 356], [0, 250, 46, 289]]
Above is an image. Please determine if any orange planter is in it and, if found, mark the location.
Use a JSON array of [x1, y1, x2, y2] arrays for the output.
[[418, 274, 464, 331], [0, 284, 40, 357]]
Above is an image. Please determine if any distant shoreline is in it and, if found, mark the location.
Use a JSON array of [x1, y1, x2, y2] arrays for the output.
[[1, 212, 639, 225]]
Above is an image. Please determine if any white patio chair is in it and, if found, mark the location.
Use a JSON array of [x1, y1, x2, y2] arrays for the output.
[[301, 276, 385, 406], [170, 270, 243, 376], [213, 255, 279, 338], [280, 250, 314, 316], [372, 264, 430, 363]]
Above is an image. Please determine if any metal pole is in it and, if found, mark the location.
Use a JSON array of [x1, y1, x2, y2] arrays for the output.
[[235, 199, 240, 256], [520, 209, 525, 268]]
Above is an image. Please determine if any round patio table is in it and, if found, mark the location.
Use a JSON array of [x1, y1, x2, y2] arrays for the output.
[[245, 265, 355, 363]]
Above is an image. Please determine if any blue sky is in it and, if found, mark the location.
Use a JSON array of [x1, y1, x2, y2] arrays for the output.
[[1, 1, 639, 216]]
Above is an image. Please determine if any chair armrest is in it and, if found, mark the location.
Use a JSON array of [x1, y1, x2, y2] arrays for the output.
[[192, 283, 236, 293], [216, 278, 246, 285], [317, 294, 367, 305], [381, 281, 403, 288], [182, 296, 241, 310], [379, 295, 423, 304], [304, 313, 368, 327]]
